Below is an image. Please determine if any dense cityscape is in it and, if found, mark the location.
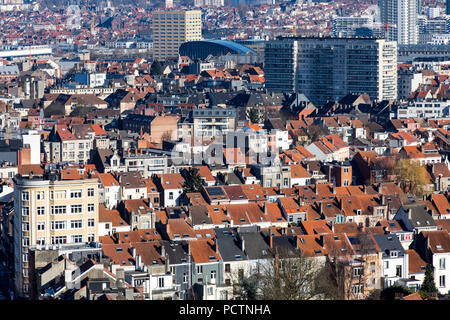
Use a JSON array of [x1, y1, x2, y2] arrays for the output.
[[0, 0, 448, 303]]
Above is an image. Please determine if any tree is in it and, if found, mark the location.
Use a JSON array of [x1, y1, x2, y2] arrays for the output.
[[233, 246, 323, 300], [246, 107, 264, 124], [150, 60, 163, 76], [315, 232, 376, 300], [306, 125, 327, 142], [380, 285, 412, 300], [182, 167, 203, 193], [420, 264, 438, 298], [395, 159, 429, 197]]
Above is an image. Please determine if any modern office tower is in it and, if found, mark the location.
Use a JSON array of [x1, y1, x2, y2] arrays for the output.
[[264, 37, 398, 106], [378, 0, 419, 44], [152, 10, 202, 61], [13, 171, 99, 298]]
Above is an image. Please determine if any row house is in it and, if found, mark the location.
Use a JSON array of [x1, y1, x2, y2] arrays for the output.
[[44, 124, 91, 165]]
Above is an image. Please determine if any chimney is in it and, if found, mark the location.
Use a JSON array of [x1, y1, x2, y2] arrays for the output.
[[381, 194, 386, 206], [320, 202, 323, 215], [263, 202, 268, 215], [214, 238, 219, 254], [363, 184, 366, 194], [129, 247, 136, 258], [269, 227, 273, 248], [319, 235, 325, 248], [241, 236, 245, 253], [160, 243, 166, 258]]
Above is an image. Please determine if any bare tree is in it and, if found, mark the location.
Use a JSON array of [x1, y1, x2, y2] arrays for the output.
[[233, 246, 323, 300], [315, 232, 378, 300]]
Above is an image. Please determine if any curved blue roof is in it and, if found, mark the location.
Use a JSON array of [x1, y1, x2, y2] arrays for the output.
[[203, 40, 256, 55]]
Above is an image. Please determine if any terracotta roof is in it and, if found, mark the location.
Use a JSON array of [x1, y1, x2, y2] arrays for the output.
[[189, 239, 221, 264], [99, 204, 129, 227], [406, 249, 427, 274]]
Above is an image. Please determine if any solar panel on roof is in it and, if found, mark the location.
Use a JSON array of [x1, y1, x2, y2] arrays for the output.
[[207, 187, 224, 196]]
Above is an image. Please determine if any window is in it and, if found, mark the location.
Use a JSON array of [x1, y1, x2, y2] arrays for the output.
[[36, 191, 44, 200], [88, 219, 95, 227], [208, 287, 213, 295], [71, 235, 83, 243], [169, 192, 174, 200], [37, 206, 45, 216], [37, 222, 45, 231], [353, 267, 363, 277], [390, 251, 398, 258], [71, 204, 83, 214], [52, 236, 67, 244], [70, 189, 82, 198], [23, 254, 28, 262], [211, 270, 217, 280], [384, 261, 389, 269], [440, 275, 446, 288], [352, 284, 363, 295], [197, 265, 203, 274], [21, 191, 29, 201], [225, 264, 231, 273], [88, 188, 94, 197], [22, 222, 29, 232], [52, 190, 66, 200], [183, 273, 188, 283], [51, 205, 66, 215], [87, 204, 95, 213], [23, 237, 30, 247], [70, 220, 83, 229], [440, 258, 446, 270], [37, 238, 45, 246], [396, 265, 402, 277], [370, 262, 375, 273], [88, 234, 95, 242], [22, 207, 29, 216], [51, 221, 67, 230], [158, 277, 165, 288]]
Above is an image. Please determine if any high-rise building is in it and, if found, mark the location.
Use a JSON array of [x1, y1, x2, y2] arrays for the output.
[[13, 171, 99, 298], [264, 37, 398, 106], [152, 10, 202, 61], [194, 0, 224, 7], [378, 0, 419, 44]]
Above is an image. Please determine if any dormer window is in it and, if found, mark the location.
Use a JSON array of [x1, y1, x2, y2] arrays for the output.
[[356, 209, 362, 216], [390, 250, 398, 258]]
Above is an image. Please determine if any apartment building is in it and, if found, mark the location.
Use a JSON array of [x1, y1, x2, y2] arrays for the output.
[[13, 170, 99, 298], [43, 124, 92, 165], [265, 37, 397, 106], [152, 10, 202, 60], [178, 108, 236, 138], [378, 0, 419, 45]]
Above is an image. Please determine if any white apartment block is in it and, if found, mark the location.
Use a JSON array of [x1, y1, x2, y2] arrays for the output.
[[265, 37, 397, 106], [378, 0, 419, 45]]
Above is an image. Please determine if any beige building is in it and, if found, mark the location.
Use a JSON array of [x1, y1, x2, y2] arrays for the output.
[[152, 10, 202, 60], [13, 173, 99, 298]]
